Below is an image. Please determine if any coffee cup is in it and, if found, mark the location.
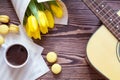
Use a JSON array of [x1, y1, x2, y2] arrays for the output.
[[4, 43, 29, 68]]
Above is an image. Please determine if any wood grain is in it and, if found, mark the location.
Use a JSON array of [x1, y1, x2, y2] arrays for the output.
[[1, 0, 120, 80]]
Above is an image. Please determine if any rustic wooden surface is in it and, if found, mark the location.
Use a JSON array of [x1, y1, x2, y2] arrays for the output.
[[1, 0, 120, 80]]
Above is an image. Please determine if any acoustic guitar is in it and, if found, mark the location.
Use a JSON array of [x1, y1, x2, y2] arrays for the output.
[[83, 0, 120, 79]]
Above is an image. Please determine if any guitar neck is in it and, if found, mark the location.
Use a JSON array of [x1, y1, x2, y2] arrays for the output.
[[83, 0, 120, 40]]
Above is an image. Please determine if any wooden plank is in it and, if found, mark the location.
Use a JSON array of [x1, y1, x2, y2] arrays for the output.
[[0, 0, 120, 80]]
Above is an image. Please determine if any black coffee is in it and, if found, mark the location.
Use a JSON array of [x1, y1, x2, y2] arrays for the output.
[[6, 44, 28, 65]]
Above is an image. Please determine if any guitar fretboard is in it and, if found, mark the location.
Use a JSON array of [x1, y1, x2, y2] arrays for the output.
[[83, 0, 120, 40]]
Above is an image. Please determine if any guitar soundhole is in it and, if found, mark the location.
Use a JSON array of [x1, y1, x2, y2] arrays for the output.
[[117, 42, 120, 62]]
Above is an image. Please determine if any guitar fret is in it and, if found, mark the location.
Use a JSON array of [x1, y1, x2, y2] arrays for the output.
[[114, 19, 120, 28], [98, 0, 117, 39], [116, 33, 120, 39], [111, 23, 120, 38], [104, 16, 120, 35], [107, 15, 118, 25], [99, 9, 111, 20], [92, 5, 108, 20], [114, 20, 120, 33], [108, 23, 116, 31], [109, 25, 119, 38], [110, 15, 120, 28], [92, 2, 106, 14], [107, 16, 119, 28], [94, 2, 105, 13], [111, 29, 118, 35], [99, 12, 111, 26], [96, 3, 120, 34], [97, 1, 104, 7], [85, 0, 103, 12], [83, 0, 120, 40], [97, 6, 107, 14], [84, 0, 118, 29], [114, 29, 120, 33], [101, 13, 115, 22], [111, 27, 118, 34], [86, 0, 95, 8], [96, 1, 106, 9], [98, 3, 120, 34], [93, 1, 104, 9]]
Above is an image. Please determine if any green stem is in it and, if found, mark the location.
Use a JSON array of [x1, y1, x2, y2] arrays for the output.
[[24, 8, 31, 25], [28, 0, 40, 23], [26, 8, 31, 16], [48, 0, 58, 6], [36, 2, 45, 11]]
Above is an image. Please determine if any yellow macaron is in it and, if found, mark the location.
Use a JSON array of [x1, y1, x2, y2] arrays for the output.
[[0, 35, 4, 45], [51, 63, 62, 74], [46, 52, 57, 63]]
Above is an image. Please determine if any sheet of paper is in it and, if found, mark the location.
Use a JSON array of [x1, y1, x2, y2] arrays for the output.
[[54, 1, 68, 25], [0, 51, 49, 80], [11, 0, 68, 25], [37, 0, 52, 3], [0, 25, 49, 80]]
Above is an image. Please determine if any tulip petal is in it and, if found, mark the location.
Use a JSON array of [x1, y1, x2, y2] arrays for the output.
[[45, 10, 54, 28]]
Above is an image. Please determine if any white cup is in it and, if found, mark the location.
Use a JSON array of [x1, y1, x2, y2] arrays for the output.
[[3, 43, 29, 68]]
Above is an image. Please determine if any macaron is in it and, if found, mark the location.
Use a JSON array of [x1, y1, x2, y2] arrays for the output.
[[46, 52, 57, 63], [51, 63, 62, 74], [0, 35, 4, 45]]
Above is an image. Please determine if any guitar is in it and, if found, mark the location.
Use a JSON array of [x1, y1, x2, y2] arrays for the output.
[[83, 0, 120, 79]]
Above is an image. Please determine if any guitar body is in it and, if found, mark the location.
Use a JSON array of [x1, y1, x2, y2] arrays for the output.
[[87, 25, 120, 80]]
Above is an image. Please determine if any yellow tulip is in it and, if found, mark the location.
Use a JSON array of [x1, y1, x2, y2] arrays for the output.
[[27, 15, 38, 33], [25, 22, 32, 38], [25, 15, 41, 39], [50, 2, 63, 18], [38, 10, 49, 34], [44, 10, 54, 28], [32, 28, 41, 39], [26, 22, 41, 39]]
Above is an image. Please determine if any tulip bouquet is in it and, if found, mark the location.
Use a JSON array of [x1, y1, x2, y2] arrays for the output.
[[24, 0, 63, 39]]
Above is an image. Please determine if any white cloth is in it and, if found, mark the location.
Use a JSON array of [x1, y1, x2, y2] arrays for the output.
[[0, 25, 49, 80]]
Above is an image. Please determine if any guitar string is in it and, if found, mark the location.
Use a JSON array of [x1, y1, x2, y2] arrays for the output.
[[94, 3, 120, 35], [92, 1, 120, 33], [96, 5, 120, 36], [84, 0, 95, 8], [84, 0, 120, 38]]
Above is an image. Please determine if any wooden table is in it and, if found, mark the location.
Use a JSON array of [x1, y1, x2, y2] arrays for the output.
[[1, 0, 120, 80]]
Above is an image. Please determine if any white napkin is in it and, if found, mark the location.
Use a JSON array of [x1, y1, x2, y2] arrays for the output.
[[0, 25, 49, 80], [11, 0, 68, 25]]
